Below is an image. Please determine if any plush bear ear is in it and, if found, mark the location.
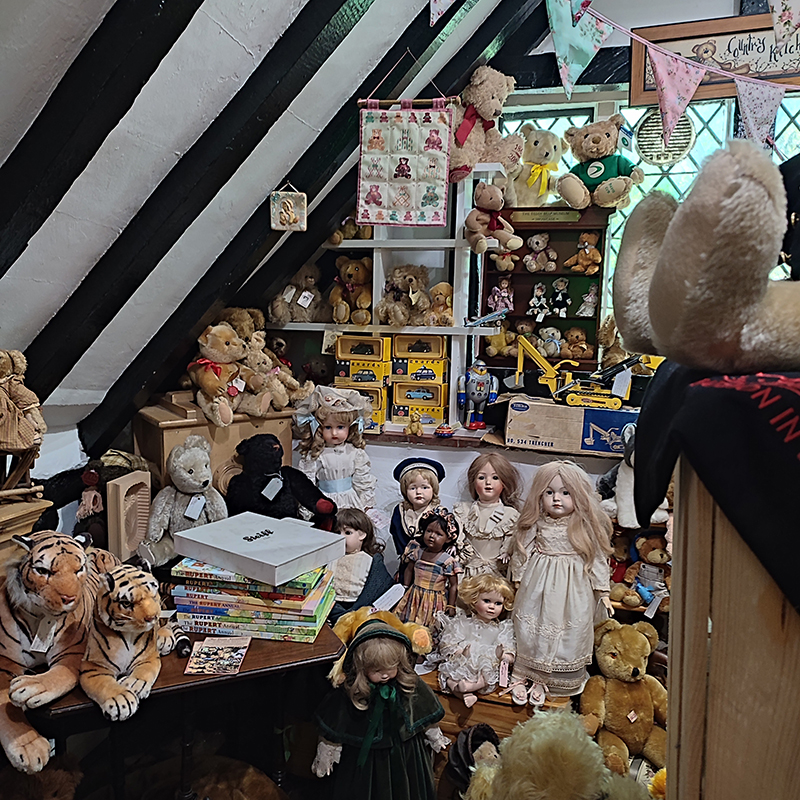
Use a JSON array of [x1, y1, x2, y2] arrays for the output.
[[563, 127, 579, 146], [362, 256, 373, 271], [505, 75, 516, 94], [470, 65, 490, 87], [236, 438, 252, 457], [631, 620, 659, 653], [609, 113, 626, 131], [198, 326, 213, 346], [593, 618, 621, 646], [335, 255, 349, 270], [561, 137, 570, 154], [520, 122, 535, 138]]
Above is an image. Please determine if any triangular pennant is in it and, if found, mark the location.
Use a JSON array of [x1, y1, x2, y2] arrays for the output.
[[648, 48, 705, 146], [571, 0, 593, 24], [769, 0, 800, 45], [430, 0, 457, 25], [736, 78, 786, 145], [547, 0, 611, 100]]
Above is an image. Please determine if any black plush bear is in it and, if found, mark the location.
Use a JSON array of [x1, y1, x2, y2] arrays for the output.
[[226, 434, 337, 528]]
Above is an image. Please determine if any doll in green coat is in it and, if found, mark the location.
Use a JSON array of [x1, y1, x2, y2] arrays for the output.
[[312, 619, 449, 800]]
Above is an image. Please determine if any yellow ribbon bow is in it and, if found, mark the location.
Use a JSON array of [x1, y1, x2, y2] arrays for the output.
[[525, 162, 558, 194]]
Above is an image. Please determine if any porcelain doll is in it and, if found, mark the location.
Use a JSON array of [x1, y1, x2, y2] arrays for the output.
[[435, 574, 517, 707], [454, 453, 521, 579], [329, 509, 395, 623], [509, 461, 612, 703], [395, 508, 461, 627], [575, 282, 599, 317], [527, 281, 549, 322], [549, 276, 572, 318], [487, 275, 515, 314], [312, 619, 449, 800], [389, 458, 445, 557]]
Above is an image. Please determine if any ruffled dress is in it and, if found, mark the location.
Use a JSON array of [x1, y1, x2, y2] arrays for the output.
[[299, 443, 376, 510], [395, 542, 461, 627], [435, 610, 515, 694], [511, 515, 609, 696], [453, 501, 519, 579]]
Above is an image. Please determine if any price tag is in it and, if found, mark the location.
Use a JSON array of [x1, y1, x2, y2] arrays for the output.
[[321, 331, 337, 355], [296, 290, 314, 308], [639, 563, 665, 587], [31, 618, 57, 653], [499, 659, 509, 688], [232, 377, 246, 392], [282, 285, 297, 302], [261, 476, 284, 500], [184, 494, 206, 521], [612, 368, 632, 398], [627, 710, 638, 723]]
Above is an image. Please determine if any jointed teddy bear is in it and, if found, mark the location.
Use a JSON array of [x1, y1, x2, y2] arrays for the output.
[[557, 115, 644, 210], [581, 620, 668, 776], [0, 349, 47, 453], [504, 125, 567, 208], [328, 213, 372, 245], [483, 320, 517, 358], [425, 281, 454, 326], [564, 231, 602, 275], [140, 435, 227, 567], [374, 264, 431, 327], [617, 531, 672, 613], [187, 323, 272, 427], [536, 325, 564, 358], [514, 318, 541, 351], [597, 315, 654, 376], [329, 256, 373, 325], [523, 232, 557, 272], [464, 182, 523, 255], [561, 326, 595, 360], [449, 66, 524, 183], [268, 263, 324, 324], [404, 411, 424, 437], [489, 251, 519, 273]]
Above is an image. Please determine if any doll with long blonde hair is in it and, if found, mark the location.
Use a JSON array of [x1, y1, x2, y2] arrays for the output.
[[454, 453, 521, 579], [510, 461, 612, 703]]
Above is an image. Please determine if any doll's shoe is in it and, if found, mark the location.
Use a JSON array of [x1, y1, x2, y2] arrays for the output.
[[508, 682, 528, 706], [462, 693, 478, 709], [528, 683, 547, 708]]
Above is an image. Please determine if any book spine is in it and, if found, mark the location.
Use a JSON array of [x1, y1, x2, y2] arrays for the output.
[[183, 580, 306, 600], [175, 605, 318, 625], [181, 621, 320, 643], [178, 613, 321, 635], [170, 587, 317, 614], [172, 565, 322, 591]]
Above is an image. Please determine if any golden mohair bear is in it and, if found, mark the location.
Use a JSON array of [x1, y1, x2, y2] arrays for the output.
[[426, 281, 454, 326], [560, 327, 595, 360], [329, 256, 373, 326], [581, 620, 668, 776], [268, 263, 323, 324], [328, 213, 372, 246], [375, 264, 431, 327], [484, 320, 517, 358], [564, 231, 602, 275], [504, 125, 567, 208]]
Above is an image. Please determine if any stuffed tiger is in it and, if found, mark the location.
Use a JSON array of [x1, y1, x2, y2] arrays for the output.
[[0, 530, 120, 774], [80, 564, 172, 721]]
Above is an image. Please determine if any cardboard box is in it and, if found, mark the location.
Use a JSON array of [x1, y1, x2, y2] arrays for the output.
[[390, 358, 448, 384], [393, 334, 446, 360], [334, 359, 391, 385], [173, 512, 345, 586], [335, 335, 391, 362], [393, 381, 446, 407], [391, 404, 447, 426], [504, 396, 639, 458], [335, 381, 386, 434]]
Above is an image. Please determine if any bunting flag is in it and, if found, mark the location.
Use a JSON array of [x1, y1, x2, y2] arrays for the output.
[[571, 0, 593, 24], [769, 0, 800, 45], [430, 0, 458, 25], [648, 48, 706, 146], [547, 0, 611, 100], [736, 78, 786, 145]]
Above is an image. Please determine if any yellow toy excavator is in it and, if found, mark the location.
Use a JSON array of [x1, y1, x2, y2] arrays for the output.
[[504, 335, 579, 395]]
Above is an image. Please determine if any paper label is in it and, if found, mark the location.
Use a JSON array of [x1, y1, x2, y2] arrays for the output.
[[184, 494, 206, 521], [321, 331, 337, 355], [232, 377, 246, 392], [612, 368, 632, 398], [31, 618, 58, 653], [296, 290, 314, 308], [282, 286, 297, 302], [627, 710, 638, 723], [261, 477, 284, 501], [159, 609, 176, 620], [499, 659, 509, 688]]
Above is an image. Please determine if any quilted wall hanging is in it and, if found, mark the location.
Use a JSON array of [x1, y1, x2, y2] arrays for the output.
[[357, 98, 452, 227]]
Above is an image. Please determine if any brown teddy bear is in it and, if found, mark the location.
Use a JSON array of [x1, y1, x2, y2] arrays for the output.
[[464, 182, 523, 255], [514, 318, 540, 350], [0, 349, 47, 453], [449, 66, 524, 183], [404, 411, 424, 437], [187, 323, 272, 427], [328, 213, 372, 245], [597, 315, 654, 376], [483, 320, 517, 358], [268, 263, 323, 324], [536, 325, 564, 358], [581, 620, 668, 776], [426, 281, 454, 326], [329, 256, 373, 325], [561, 327, 595, 360], [504, 126, 567, 208], [564, 231, 602, 275], [556, 115, 644, 210], [621, 531, 672, 613], [489, 252, 519, 272], [523, 232, 557, 272], [375, 264, 431, 327]]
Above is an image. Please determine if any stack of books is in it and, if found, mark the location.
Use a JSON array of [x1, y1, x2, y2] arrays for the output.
[[170, 557, 335, 643]]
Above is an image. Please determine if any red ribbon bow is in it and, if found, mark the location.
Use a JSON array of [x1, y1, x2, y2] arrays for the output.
[[455, 104, 496, 147], [476, 207, 503, 232], [188, 358, 222, 378]]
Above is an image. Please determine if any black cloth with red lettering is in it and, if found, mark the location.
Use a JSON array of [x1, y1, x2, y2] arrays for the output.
[[634, 361, 800, 611]]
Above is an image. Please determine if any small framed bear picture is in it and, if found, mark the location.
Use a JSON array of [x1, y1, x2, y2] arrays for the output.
[[270, 185, 307, 232]]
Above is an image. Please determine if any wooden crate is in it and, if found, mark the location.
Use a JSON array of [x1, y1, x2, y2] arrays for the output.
[[0, 499, 53, 566], [669, 458, 800, 800], [133, 392, 294, 491]]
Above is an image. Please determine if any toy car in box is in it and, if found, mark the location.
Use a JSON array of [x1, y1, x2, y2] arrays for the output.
[[393, 381, 446, 407], [390, 358, 448, 384], [335, 335, 391, 362], [335, 358, 391, 385], [393, 334, 445, 360]]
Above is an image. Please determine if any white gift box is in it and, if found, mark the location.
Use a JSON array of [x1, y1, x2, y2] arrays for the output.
[[173, 512, 345, 586]]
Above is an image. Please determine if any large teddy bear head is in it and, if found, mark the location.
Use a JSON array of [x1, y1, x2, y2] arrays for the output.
[[335, 255, 372, 289], [594, 619, 658, 683], [473, 181, 506, 212], [520, 124, 567, 167], [634, 531, 670, 567], [235, 433, 283, 478], [168, 435, 214, 494], [197, 322, 247, 364], [389, 264, 430, 294], [462, 65, 516, 121], [564, 114, 626, 163], [215, 307, 265, 344]]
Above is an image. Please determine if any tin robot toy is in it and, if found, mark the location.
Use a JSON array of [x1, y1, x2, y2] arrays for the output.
[[457, 360, 499, 430]]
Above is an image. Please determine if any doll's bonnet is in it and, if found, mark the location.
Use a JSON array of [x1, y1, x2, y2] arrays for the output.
[[342, 619, 414, 673], [294, 385, 373, 431]]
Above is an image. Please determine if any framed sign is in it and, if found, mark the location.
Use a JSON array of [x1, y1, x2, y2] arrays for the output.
[[630, 13, 800, 105]]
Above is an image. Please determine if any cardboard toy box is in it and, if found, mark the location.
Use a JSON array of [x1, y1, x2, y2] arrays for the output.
[[335, 335, 391, 362], [334, 358, 391, 385], [504, 395, 639, 458], [392, 381, 446, 408], [335, 381, 387, 434], [392, 334, 446, 360], [391, 404, 447, 426], [390, 358, 448, 384]]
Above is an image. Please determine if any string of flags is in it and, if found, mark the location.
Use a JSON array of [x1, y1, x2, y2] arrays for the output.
[[545, 0, 797, 148]]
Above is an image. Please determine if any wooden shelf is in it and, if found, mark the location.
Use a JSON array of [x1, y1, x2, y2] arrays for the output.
[[276, 323, 500, 335], [324, 238, 467, 250]]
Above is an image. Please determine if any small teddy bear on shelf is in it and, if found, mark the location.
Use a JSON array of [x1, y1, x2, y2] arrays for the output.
[[268, 263, 324, 324], [464, 183, 523, 255], [503, 126, 567, 208], [523, 233, 558, 273], [330, 256, 373, 326], [536, 326, 564, 358], [561, 327, 594, 360], [565, 231, 603, 275], [484, 320, 517, 358], [490, 251, 519, 272], [404, 411, 424, 437], [375, 264, 431, 327], [426, 281, 454, 326]]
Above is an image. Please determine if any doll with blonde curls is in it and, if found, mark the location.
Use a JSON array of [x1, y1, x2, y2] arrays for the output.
[[510, 461, 612, 703], [435, 574, 516, 707], [454, 453, 521, 579]]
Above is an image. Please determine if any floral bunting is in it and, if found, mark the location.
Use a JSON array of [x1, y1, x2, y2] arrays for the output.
[[430, 0, 458, 25], [571, 0, 593, 24], [546, 0, 611, 100], [648, 48, 706, 146], [736, 78, 786, 145], [769, 0, 800, 45]]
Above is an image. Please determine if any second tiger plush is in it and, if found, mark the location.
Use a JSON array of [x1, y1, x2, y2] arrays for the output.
[[80, 564, 172, 721]]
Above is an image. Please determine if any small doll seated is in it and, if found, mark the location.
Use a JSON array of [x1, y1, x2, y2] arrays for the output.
[[312, 619, 449, 800], [395, 507, 462, 627], [329, 508, 395, 623], [389, 457, 446, 559], [435, 574, 516, 708]]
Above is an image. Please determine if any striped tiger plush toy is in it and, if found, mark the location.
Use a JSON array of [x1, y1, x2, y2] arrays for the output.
[[80, 564, 175, 721], [0, 531, 120, 774]]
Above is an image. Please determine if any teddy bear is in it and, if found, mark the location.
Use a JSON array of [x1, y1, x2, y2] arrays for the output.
[[449, 65, 524, 183], [483, 320, 517, 358], [581, 619, 668, 776], [240, 331, 292, 410], [404, 411, 424, 437], [139, 435, 227, 567], [0, 349, 47, 453], [425, 281, 454, 326], [607, 531, 639, 608], [536, 326, 564, 358], [556, 115, 644, 210], [619, 531, 672, 613], [597, 315, 654, 376], [328, 213, 373, 246], [561, 327, 595, 360], [513, 318, 540, 350], [225, 433, 336, 526], [187, 323, 272, 427], [523, 232, 557, 272], [329, 256, 373, 325], [503, 126, 567, 208], [268, 263, 323, 324], [464, 182, 523, 255], [489, 251, 519, 272], [374, 264, 431, 327], [564, 231, 602, 275]]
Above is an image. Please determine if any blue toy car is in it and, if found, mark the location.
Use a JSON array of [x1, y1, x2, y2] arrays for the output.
[[353, 369, 377, 382], [406, 389, 434, 401]]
